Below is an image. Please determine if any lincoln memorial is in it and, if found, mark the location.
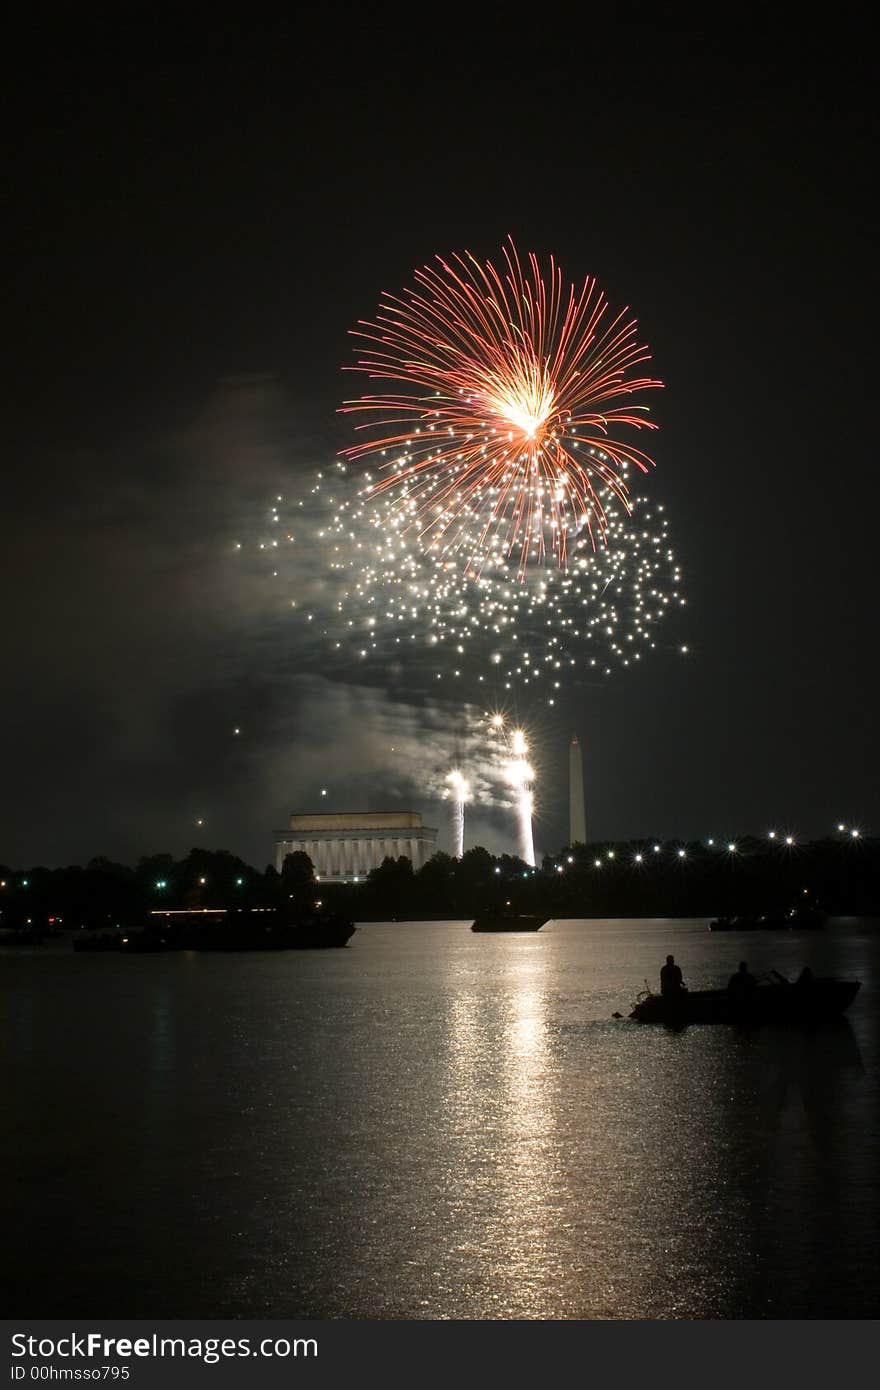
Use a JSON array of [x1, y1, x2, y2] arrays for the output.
[[274, 810, 438, 881]]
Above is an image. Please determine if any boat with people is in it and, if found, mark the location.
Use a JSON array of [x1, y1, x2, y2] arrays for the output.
[[471, 912, 547, 932], [630, 972, 860, 1025]]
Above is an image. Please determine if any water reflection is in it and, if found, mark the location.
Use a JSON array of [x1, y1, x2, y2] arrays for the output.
[[731, 1021, 874, 1316], [493, 963, 561, 1314], [438, 947, 562, 1315], [3, 922, 878, 1318], [148, 989, 174, 1093], [757, 1022, 863, 1147]]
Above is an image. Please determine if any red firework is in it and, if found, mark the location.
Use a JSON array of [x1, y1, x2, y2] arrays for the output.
[[340, 238, 663, 574]]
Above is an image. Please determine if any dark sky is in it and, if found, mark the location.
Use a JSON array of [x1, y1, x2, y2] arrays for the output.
[[2, 11, 877, 868]]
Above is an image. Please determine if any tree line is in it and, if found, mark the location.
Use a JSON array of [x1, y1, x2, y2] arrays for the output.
[[1, 834, 878, 930]]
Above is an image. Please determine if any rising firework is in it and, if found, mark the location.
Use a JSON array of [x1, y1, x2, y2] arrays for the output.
[[340, 239, 663, 575], [484, 715, 537, 866], [445, 770, 470, 859], [502, 727, 536, 867]]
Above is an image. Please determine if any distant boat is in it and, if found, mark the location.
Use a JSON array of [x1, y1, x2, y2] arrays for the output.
[[708, 905, 825, 932], [786, 904, 826, 929], [708, 915, 760, 932], [283, 914, 356, 949], [471, 913, 547, 933], [630, 977, 859, 1025]]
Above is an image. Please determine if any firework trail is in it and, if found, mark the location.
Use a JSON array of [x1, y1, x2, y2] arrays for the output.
[[486, 715, 536, 866], [340, 238, 663, 575], [504, 729, 536, 867], [446, 769, 470, 859]]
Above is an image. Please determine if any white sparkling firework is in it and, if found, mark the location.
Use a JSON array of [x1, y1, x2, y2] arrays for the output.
[[307, 459, 686, 700]]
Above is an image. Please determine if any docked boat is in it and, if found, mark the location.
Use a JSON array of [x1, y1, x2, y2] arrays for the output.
[[73, 932, 125, 952], [160, 910, 356, 950], [1, 927, 47, 947], [630, 976, 860, 1025], [74, 909, 356, 952], [74, 930, 167, 952], [471, 913, 547, 932]]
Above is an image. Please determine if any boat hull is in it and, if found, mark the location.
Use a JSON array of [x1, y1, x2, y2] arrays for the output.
[[74, 916, 356, 952], [630, 979, 860, 1025], [471, 915, 547, 932]]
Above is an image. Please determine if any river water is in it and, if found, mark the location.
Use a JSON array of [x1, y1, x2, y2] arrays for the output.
[[2, 918, 878, 1319]]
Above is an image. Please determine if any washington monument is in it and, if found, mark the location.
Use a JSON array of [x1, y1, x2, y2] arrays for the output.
[[569, 734, 586, 844]]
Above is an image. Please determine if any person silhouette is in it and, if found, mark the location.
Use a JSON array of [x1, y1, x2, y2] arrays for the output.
[[727, 959, 758, 1009], [660, 954, 684, 997]]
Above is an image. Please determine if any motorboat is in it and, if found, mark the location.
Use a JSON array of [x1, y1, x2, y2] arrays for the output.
[[629, 975, 859, 1024]]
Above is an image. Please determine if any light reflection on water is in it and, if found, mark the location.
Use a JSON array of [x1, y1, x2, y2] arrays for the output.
[[1, 919, 878, 1318], [438, 958, 562, 1317]]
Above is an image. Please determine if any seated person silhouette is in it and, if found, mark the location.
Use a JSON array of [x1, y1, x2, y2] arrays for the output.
[[727, 959, 758, 1008], [660, 954, 684, 997], [793, 965, 815, 989]]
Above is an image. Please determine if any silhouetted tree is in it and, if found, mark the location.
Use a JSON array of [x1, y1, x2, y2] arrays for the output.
[[281, 851, 317, 909]]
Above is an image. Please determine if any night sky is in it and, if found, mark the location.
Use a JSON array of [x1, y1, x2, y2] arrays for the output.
[[2, 11, 877, 869]]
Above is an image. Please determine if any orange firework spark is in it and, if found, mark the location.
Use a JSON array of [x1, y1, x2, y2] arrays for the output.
[[340, 238, 663, 576]]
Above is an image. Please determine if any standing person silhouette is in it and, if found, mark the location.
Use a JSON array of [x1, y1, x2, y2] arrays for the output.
[[660, 954, 684, 997]]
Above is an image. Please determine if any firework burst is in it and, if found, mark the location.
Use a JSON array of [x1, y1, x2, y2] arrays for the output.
[[242, 247, 684, 706], [341, 238, 663, 575]]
